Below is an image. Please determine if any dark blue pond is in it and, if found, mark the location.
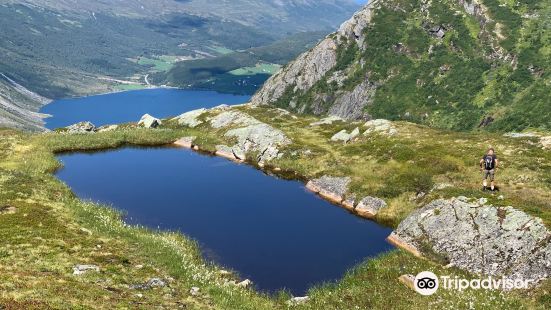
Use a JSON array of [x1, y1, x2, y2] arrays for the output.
[[56, 147, 393, 295], [41, 88, 250, 129]]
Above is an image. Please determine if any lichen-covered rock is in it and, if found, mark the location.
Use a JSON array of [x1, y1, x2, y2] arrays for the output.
[[73, 264, 100, 275], [138, 114, 162, 128], [66, 121, 96, 133], [331, 127, 360, 143], [306, 176, 351, 203], [209, 111, 291, 163], [389, 198, 551, 286], [363, 119, 397, 136], [355, 196, 387, 218], [209, 111, 260, 129], [225, 123, 290, 162], [130, 278, 167, 290], [215, 144, 243, 162], [172, 108, 206, 128]]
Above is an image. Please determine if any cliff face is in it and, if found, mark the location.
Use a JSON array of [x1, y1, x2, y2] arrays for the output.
[[251, 2, 378, 120], [251, 0, 550, 131]]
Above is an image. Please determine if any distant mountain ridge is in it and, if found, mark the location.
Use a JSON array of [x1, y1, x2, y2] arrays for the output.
[[6, 0, 360, 37], [0, 0, 360, 130], [252, 0, 550, 132]]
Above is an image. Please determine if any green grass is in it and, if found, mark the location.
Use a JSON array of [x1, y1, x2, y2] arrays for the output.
[[114, 84, 148, 91], [229, 63, 281, 76], [137, 56, 177, 72], [0, 106, 550, 308], [207, 45, 234, 55]]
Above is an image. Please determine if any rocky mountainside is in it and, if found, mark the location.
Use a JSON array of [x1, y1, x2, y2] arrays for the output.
[[0, 74, 50, 131], [252, 0, 551, 132]]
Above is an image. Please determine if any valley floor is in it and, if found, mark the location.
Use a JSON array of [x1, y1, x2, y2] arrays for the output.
[[0, 106, 549, 309]]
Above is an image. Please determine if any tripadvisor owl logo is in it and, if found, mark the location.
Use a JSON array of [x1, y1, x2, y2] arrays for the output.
[[414, 271, 439, 296]]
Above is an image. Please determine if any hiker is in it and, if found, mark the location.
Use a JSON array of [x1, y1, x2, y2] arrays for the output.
[[480, 147, 499, 191]]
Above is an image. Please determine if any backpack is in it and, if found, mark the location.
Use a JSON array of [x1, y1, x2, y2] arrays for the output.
[[483, 155, 495, 170]]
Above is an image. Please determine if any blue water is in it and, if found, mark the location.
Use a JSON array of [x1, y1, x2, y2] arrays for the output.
[[41, 88, 250, 129], [56, 147, 393, 295]]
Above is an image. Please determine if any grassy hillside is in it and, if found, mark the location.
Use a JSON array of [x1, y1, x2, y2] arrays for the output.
[[254, 0, 551, 132], [0, 105, 549, 308], [157, 32, 327, 94]]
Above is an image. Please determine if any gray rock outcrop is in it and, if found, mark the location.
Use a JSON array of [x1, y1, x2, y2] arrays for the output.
[[363, 119, 397, 136], [306, 176, 351, 203], [172, 108, 206, 128], [130, 278, 167, 290], [73, 264, 100, 275], [389, 198, 551, 286], [210, 111, 291, 163], [66, 121, 96, 133], [355, 196, 387, 218], [138, 114, 162, 128], [330, 127, 360, 143]]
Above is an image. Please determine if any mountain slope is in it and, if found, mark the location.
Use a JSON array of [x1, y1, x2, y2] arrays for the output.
[[157, 31, 328, 94], [252, 0, 551, 132], [0, 74, 50, 131], [8, 0, 360, 37], [0, 0, 360, 131]]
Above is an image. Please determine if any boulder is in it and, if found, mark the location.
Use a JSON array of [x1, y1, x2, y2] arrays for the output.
[[331, 127, 360, 143], [287, 296, 310, 306], [138, 114, 162, 128], [130, 278, 167, 290], [363, 119, 397, 136], [172, 108, 206, 128], [66, 121, 96, 133], [354, 196, 387, 218], [0, 205, 16, 215], [73, 264, 100, 275], [236, 279, 253, 288], [189, 287, 200, 296], [306, 176, 351, 204], [209, 111, 291, 163], [388, 197, 551, 287]]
